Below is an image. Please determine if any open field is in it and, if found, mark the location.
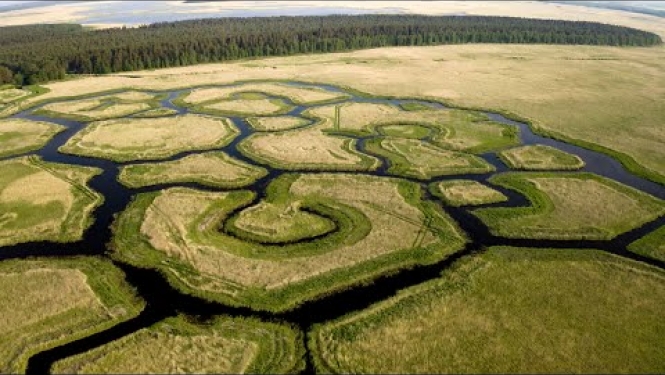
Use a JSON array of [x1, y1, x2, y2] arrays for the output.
[[34, 92, 162, 122], [308, 104, 518, 153], [239, 122, 379, 171], [473, 172, 665, 240], [431, 180, 508, 207], [118, 151, 267, 189], [0, 156, 103, 247], [0, 118, 64, 158], [310, 247, 665, 374], [180, 82, 350, 106], [59, 114, 239, 162], [628, 226, 665, 262], [247, 116, 310, 131], [377, 124, 431, 139], [52, 315, 303, 374], [499, 144, 585, 170], [111, 174, 466, 312], [365, 137, 494, 179], [196, 98, 292, 117], [131, 108, 178, 118], [0, 88, 31, 104], [0, 257, 144, 374], [16, 38, 665, 185]]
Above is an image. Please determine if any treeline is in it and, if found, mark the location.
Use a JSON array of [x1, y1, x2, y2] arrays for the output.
[[0, 15, 661, 86]]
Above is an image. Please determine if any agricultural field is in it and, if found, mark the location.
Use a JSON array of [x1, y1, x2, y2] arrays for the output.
[[246, 116, 310, 131], [628, 226, 665, 262], [59, 114, 239, 162], [365, 137, 494, 179], [52, 315, 304, 374], [118, 151, 268, 189], [0, 118, 64, 158], [310, 247, 665, 374], [431, 180, 508, 207], [0, 156, 103, 247], [111, 174, 466, 312], [499, 144, 585, 170], [0, 257, 144, 374], [34, 91, 162, 121], [473, 172, 665, 240]]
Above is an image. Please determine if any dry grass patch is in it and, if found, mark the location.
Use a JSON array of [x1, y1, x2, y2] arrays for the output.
[[432, 179, 508, 206], [473, 172, 665, 240], [59, 114, 238, 162], [118, 151, 267, 189], [199, 98, 291, 116], [0, 257, 144, 374], [0, 118, 64, 158], [628, 225, 665, 262], [310, 247, 665, 374], [239, 122, 379, 171], [366, 137, 494, 179], [52, 315, 304, 374], [111, 173, 466, 312], [36, 97, 155, 122], [182, 82, 349, 105], [247, 116, 310, 131], [499, 144, 585, 170], [0, 88, 31, 104], [0, 156, 103, 247], [132, 107, 178, 118]]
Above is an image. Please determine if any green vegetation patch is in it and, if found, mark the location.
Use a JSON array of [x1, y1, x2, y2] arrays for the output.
[[0, 155, 103, 247], [431, 179, 508, 206], [310, 247, 665, 374], [0, 118, 64, 158], [628, 225, 665, 262], [399, 102, 435, 111], [0, 257, 144, 374], [365, 137, 494, 179], [473, 172, 665, 240], [59, 114, 239, 162], [132, 107, 178, 118], [194, 97, 293, 117], [111, 173, 466, 312], [118, 151, 267, 189], [0, 88, 31, 104], [247, 116, 310, 131], [499, 144, 585, 170], [34, 91, 162, 121], [52, 315, 303, 374], [377, 124, 431, 139], [238, 123, 379, 172]]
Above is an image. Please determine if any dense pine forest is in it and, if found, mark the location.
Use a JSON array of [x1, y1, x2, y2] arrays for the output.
[[0, 15, 661, 86]]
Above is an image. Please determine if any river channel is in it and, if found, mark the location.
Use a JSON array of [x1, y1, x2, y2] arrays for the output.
[[0, 81, 662, 374]]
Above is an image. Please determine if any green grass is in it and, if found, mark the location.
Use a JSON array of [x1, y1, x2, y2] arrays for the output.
[[365, 137, 494, 179], [377, 124, 431, 139], [117, 151, 268, 189], [0, 156, 103, 247], [309, 247, 665, 374], [131, 107, 178, 118], [499, 144, 585, 170], [430, 179, 508, 206], [33, 93, 163, 122], [0, 119, 65, 158], [0, 257, 144, 374], [628, 225, 665, 262], [52, 314, 304, 374], [473, 172, 665, 240], [399, 102, 434, 111], [110, 173, 467, 312]]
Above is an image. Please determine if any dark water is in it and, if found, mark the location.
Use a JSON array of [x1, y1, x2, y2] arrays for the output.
[[1, 81, 662, 374]]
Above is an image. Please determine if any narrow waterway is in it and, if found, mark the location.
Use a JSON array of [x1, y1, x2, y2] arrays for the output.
[[0, 81, 661, 374]]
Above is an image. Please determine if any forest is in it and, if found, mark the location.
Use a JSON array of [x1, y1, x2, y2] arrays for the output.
[[0, 14, 661, 86]]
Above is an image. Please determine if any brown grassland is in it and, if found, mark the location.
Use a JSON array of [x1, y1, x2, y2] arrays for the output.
[[499, 144, 585, 170], [246, 116, 310, 131], [432, 179, 508, 207], [182, 82, 349, 105], [0, 118, 65, 158]]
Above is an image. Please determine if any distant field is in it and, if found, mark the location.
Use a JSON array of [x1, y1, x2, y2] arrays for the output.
[[0, 156, 103, 247], [0, 118, 64, 158], [111, 174, 466, 312], [118, 151, 268, 189], [59, 114, 239, 162], [181, 82, 350, 106], [35, 92, 162, 121], [0, 257, 144, 374], [310, 247, 665, 374], [473, 172, 665, 240], [52, 315, 304, 374], [247, 116, 310, 131]]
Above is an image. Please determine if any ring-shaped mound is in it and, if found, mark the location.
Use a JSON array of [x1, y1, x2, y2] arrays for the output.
[[111, 173, 467, 312], [59, 114, 239, 162]]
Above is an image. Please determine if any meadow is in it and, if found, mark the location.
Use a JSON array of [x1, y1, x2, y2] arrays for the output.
[[246, 116, 310, 132], [0, 118, 64, 158], [628, 226, 665, 262], [52, 315, 304, 374], [499, 144, 585, 170], [34, 91, 163, 122], [431, 180, 508, 207], [310, 247, 665, 374], [0, 257, 144, 374]]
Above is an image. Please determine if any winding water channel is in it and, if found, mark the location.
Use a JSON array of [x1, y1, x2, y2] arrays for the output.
[[0, 81, 663, 374]]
